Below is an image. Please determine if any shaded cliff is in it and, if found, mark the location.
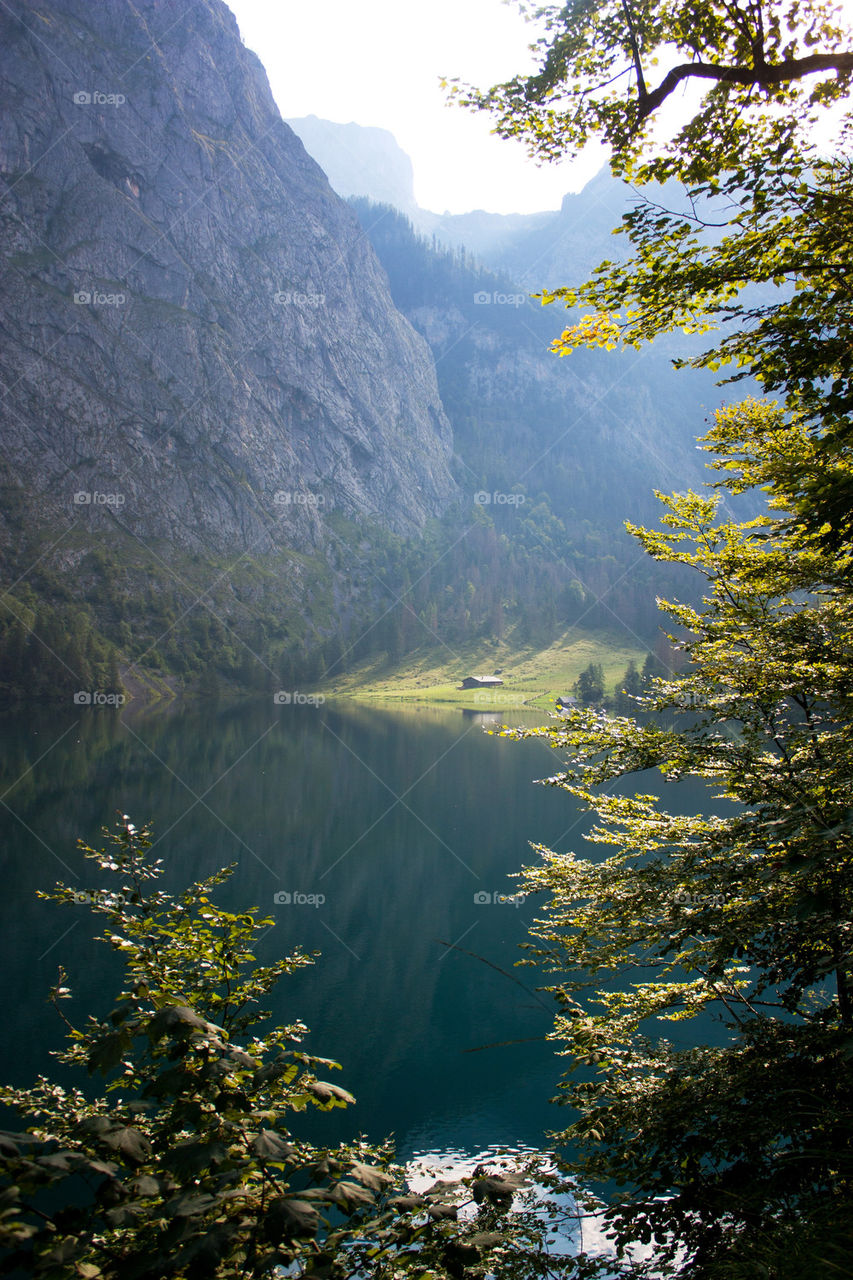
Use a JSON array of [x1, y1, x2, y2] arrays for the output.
[[0, 0, 463, 696], [0, 0, 457, 549]]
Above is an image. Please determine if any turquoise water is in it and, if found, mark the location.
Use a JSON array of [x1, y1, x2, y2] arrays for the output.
[[0, 697, 720, 1163]]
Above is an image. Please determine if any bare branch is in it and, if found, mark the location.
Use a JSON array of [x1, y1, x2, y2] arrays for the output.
[[621, 0, 648, 98], [636, 51, 853, 124]]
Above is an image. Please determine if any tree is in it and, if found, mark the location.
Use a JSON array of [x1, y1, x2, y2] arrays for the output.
[[640, 650, 665, 685], [502, 399, 853, 1277], [0, 818, 398, 1278], [612, 658, 640, 713], [450, 1, 853, 540], [574, 661, 605, 705], [0, 816, 616, 1280], [450, 1, 853, 177]]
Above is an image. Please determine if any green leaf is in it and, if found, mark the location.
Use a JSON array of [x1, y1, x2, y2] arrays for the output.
[[348, 1160, 394, 1192], [250, 1130, 297, 1162], [328, 1180, 374, 1208], [266, 1196, 320, 1239], [166, 1191, 219, 1218], [306, 1080, 355, 1107]]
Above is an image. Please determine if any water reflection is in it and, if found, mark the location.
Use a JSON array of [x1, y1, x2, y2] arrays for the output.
[[0, 699, 568, 1155], [0, 698, 729, 1158]]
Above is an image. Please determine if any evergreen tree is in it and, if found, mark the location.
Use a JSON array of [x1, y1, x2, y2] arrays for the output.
[[504, 400, 853, 1275], [613, 658, 641, 713], [574, 661, 605, 705]]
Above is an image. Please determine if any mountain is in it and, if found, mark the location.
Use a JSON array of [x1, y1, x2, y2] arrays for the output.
[[282, 117, 739, 641], [287, 119, 750, 609], [0, 0, 459, 698], [285, 114, 557, 255], [286, 116, 421, 221], [0, 14, 728, 707], [348, 198, 720, 639], [482, 166, 636, 286], [284, 117, 685, 289], [0, 1, 457, 546]]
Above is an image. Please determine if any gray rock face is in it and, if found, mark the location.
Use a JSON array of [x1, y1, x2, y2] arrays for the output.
[[0, 0, 457, 556]]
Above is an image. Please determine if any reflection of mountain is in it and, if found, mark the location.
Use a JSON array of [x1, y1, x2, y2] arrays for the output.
[[2, 701, 731, 1152], [0, 701, 569, 1152]]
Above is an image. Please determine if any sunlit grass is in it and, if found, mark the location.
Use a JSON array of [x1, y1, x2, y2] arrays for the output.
[[320, 624, 646, 708]]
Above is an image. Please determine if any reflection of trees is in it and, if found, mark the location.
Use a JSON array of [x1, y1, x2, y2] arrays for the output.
[[0, 702, 566, 1147]]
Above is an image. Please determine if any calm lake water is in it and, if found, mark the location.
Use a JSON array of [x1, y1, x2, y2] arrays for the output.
[[0, 697, 716, 1164]]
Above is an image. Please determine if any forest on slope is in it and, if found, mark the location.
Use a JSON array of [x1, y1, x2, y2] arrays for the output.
[[0, 0, 722, 705]]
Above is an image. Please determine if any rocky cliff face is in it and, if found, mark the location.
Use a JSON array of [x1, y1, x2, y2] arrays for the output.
[[0, 0, 456, 559]]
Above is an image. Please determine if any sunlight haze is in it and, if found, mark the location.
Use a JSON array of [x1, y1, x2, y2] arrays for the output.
[[225, 0, 605, 214]]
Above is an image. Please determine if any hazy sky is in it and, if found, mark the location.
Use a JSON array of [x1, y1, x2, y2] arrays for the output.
[[224, 0, 606, 215]]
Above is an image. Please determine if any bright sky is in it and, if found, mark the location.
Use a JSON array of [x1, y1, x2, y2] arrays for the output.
[[224, 0, 606, 215]]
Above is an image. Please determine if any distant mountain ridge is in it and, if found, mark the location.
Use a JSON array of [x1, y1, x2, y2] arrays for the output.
[[347, 195, 722, 638], [285, 116, 422, 221], [284, 118, 735, 640], [285, 114, 625, 276]]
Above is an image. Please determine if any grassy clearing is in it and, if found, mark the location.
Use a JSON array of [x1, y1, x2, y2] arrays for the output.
[[320, 625, 648, 710]]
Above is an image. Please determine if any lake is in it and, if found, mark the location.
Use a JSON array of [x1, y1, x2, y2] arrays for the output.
[[0, 696, 718, 1167]]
